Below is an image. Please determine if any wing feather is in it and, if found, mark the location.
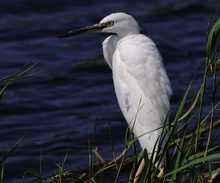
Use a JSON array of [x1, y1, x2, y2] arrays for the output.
[[112, 34, 172, 155]]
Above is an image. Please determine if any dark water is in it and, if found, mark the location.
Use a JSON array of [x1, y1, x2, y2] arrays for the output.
[[0, 0, 219, 182]]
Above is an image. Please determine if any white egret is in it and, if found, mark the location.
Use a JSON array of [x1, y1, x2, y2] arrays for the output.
[[57, 12, 172, 170]]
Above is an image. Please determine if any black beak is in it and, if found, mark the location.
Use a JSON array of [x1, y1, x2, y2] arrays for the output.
[[56, 24, 106, 39]]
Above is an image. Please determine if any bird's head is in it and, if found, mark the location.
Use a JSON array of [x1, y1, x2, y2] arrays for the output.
[[99, 12, 140, 38], [57, 12, 140, 39]]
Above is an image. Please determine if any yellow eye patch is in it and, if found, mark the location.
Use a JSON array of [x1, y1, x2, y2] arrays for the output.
[[100, 21, 114, 27]]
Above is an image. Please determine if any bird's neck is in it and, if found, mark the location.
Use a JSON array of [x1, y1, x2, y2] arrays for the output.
[[102, 35, 119, 68]]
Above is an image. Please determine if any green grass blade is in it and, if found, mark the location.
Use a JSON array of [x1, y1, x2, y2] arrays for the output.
[[0, 164, 3, 183], [0, 44, 71, 100], [204, 167, 220, 179], [0, 134, 25, 164], [206, 18, 220, 55], [22, 171, 42, 180], [182, 145, 220, 165], [165, 153, 220, 177]]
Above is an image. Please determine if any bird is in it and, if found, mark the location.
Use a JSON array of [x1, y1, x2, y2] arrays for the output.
[[57, 12, 172, 170]]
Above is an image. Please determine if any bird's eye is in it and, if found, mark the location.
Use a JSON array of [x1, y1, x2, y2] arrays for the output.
[[106, 21, 114, 27], [100, 21, 114, 27]]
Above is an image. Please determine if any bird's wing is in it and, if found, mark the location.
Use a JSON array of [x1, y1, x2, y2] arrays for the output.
[[112, 34, 172, 132]]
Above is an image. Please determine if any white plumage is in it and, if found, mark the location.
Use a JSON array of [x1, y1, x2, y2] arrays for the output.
[[102, 13, 172, 167], [57, 12, 172, 168]]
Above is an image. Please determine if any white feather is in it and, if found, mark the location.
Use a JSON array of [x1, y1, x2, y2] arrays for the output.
[[101, 13, 172, 167]]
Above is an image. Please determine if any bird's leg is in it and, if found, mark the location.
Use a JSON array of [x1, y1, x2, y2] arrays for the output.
[[133, 158, 145, 183], [157, 167, 165, 178], [133, 158, 165, 183], [157, 147, 168, 179]]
